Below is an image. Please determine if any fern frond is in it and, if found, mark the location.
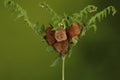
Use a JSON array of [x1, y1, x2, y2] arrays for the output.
[[81, 6, 117, 37], [39, 2, 62, 29], [39, 2, 57, 18], [4, 0, 33, 28], [88, 6, 117, 26], [71, 5, 97, 23], [4, 0, 46, 37]]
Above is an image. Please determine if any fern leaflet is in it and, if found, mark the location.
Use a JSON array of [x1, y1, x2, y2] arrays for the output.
[[4, 0, 46, 37], [70, 5, 98, 24], [88, 6, 116, 26], [80, 6, 117, 36]]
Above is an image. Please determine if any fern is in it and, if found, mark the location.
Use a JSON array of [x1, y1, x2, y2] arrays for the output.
[[4, 0, 33, 28], [70, 5, 98, 24], [39, 2, 60, 22], [39, 2, 63, 30], [81, 6, 116, 36], [4, 0, 46, 37], [4, 0, 117, 68], [87, 6, 116, 29]]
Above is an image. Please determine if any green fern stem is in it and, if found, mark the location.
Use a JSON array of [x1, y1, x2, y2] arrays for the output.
[[62, 56, 66, 80]]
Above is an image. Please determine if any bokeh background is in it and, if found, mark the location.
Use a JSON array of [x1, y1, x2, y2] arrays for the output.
[[0, 0, 120, 80]]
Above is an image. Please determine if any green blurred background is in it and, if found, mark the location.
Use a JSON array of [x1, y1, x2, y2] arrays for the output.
[[0, 0, 120, 80]]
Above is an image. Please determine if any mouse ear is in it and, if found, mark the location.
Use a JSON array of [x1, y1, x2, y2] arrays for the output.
[[66, 22, 83, 42], [45, 27, 56, 45]]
